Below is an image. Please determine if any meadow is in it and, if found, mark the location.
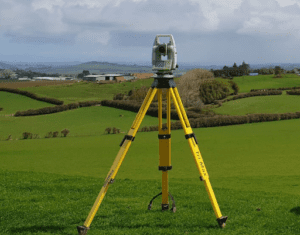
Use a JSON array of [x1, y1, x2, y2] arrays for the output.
[[1, 74, 300, 234]]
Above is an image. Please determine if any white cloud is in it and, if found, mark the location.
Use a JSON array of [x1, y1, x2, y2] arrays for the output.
[[2, 0, 299, 42], [1, 0, 300, 64], [31, 0, 65, 12], [76, 30, 110, 45], [275, 0, 300, 7]]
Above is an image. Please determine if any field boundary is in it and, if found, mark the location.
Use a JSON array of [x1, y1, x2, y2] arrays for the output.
[[0, 88, 64, 105], [139, 111, 300, 132], [14, 101, 102, 117]]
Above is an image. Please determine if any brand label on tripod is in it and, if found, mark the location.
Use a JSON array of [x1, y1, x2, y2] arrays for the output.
[[196, 150, 207, 178], [103, 170, 114, 188]]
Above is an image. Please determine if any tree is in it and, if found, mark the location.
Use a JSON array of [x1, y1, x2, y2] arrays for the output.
[[82, 70, 90, 76], [233, 62, 237, 68], [239, 61, 250, 75], [274, 66, 282, 75], [0, 69, 14, 79]]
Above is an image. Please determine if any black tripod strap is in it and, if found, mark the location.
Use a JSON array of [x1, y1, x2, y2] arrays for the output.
[[168, 192, 176, 213], [147, 192, 176, 212], [147, 192, 162, 210]]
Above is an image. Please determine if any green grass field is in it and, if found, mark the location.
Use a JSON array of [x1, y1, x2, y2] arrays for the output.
[[0, 91, 55, 115], [18, 78, 180, 104], [1, 74, 300, 234]]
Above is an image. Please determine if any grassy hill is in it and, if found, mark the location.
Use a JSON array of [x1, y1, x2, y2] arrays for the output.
[[215, 73, 300, 93], [18, 78, 179, 104], [0, 105, 178, 140], [1, 74, 300, 234], [212, 92, 300, 115], [0, 91, 55, 115], [33, 61, 153, 75]]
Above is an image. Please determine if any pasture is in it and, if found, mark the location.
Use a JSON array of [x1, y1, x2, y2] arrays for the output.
[[1, 74, 300, 234]]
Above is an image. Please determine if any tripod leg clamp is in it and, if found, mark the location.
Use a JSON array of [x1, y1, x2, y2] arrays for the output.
[[185, 133, 198, 144], [119, 135, 135, 147], [77, 225, 89, 235], [158, 166, 172, 171]]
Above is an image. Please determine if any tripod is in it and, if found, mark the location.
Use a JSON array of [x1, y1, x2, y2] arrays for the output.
[[77, 75, 228, 235]]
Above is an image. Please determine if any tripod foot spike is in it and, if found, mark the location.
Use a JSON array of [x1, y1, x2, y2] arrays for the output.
[[77, 225, 90, 235], [216, 216, 228, 228], [162, 204, 169, 211]]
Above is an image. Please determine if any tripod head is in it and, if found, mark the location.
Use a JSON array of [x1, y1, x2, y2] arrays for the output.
[[152, 34, 178, 76]]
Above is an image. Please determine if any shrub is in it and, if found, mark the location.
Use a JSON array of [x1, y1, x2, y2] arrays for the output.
[[112, 127, 120, 134], [287, 90, 300, 95], [53, 131, 59, 138], [0, 108, 3, 111], [78, 101, 102, 107], [198, 79, 230, 104], [45, 132, 53, 138], [61, 129, 70, 137], [228, 80, 239, 95], [213, 100, 223, 107], [33, 134, 40, 139], [274, 66, 282, 75], [127, 86, 150, 102], [176, 68, 215, 109], [23, 132, 32, 139], [105, 127, 112, 134], [113, 93, 126, 100], [141, 126, 150, 132]]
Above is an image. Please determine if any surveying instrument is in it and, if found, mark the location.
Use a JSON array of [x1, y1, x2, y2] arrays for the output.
[[77, 34, 228, 234]]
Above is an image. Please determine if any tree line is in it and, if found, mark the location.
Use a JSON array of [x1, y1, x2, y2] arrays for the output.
[[210, 61, 297, 78]]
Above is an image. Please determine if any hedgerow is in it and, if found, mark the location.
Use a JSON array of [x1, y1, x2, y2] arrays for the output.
[[286, 90, 300, 95], [0, 87, 63, 105], [14, 103, 79, 116], [100, 100, 215, 120], [14, 101, 102, 117], [222, 90, 282, 103], [139, 112, 300, 132], [251, 86, 300, 92]]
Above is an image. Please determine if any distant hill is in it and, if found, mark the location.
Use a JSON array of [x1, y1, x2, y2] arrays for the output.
[[0, 62, 18, 70], [1, 60, 300, 76], [0, 61, 153, 75]]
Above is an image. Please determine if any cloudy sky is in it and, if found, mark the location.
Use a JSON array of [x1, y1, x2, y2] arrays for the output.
[[0, 0, 300, 66]]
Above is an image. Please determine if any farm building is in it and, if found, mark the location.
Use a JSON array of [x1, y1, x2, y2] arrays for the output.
[[18, 77, 31, 81], [83, 74, 133, 82], [32, 77, 67, 81], [249, 73, 259, 76]]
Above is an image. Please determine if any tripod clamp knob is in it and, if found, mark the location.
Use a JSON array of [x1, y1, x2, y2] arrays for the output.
[[120, 135, 135, 147]]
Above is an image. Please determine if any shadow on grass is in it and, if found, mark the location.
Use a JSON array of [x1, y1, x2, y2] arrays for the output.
[[9, 225, 72, 235], [290, 206, 300, 215]]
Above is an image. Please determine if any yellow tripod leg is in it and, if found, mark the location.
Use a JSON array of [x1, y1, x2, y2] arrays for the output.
[[147, 88, 176, 213], [170, 87, 228, 228], [158, 89, 171, 210], [77, 87, 158, 235]]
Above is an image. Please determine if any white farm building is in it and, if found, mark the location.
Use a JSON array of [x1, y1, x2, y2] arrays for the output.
[[83, 74, 134, 82], [32, 77, 69, 81]]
